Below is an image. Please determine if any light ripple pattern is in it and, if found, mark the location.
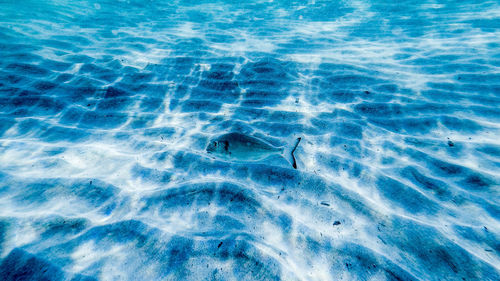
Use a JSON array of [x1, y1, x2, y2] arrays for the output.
[[0, 0, 499, 280]]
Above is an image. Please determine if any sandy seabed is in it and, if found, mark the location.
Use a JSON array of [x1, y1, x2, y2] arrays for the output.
[[0, 1, 499, 280]]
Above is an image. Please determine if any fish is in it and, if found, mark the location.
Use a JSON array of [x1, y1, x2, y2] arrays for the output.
[[206, 132, 301, 169]]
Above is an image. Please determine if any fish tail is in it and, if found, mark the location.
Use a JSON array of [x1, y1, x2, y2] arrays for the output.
[[291, 137, 301, 169], [283, 137, 302, 169]]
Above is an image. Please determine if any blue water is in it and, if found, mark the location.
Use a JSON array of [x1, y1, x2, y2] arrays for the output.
[[0, 0, 499, 280]]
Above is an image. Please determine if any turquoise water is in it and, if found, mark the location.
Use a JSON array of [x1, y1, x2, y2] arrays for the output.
[[0, 0, 499, 280]]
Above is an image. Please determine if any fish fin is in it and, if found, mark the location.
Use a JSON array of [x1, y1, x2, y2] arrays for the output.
[[282, 137, 302, 169]]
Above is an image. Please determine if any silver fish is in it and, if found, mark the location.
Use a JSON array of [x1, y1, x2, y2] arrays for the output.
[[206, 132, 301, 169]]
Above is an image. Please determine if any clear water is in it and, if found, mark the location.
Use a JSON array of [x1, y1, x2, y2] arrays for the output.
[[0, 0, 499, 280]]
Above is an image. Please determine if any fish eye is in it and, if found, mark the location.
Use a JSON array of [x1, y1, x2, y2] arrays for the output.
[[213, 141, 217, 147]]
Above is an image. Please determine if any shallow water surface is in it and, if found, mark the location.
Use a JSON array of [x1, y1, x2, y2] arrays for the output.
[[0, 0, 499, 280]]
